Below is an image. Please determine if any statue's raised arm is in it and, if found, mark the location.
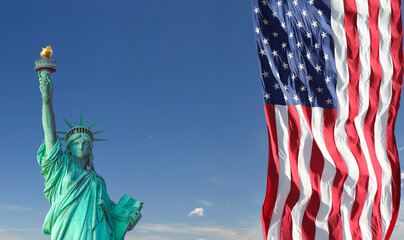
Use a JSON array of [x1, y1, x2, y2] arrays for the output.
[[36, 46, 57, 154]]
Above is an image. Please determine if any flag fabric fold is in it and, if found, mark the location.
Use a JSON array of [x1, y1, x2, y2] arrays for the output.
[[252, 0, 403, 239]]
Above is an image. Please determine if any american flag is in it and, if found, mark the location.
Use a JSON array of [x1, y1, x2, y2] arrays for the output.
[[252, 0, 403, 239]]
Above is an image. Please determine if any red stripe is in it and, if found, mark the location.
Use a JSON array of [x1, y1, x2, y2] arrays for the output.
[[385, 0, 404, 238], [343, 1, 369, 238], [281, 106, 301, 239], [300, 106, 323, 240], [261, 104, 280, 240], [323, 108, 347, 240], [364, 0, 383, 239]]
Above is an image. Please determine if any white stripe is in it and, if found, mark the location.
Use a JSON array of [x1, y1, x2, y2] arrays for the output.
[[312, 108, 336, 239], [291, 106, 313, 240], [355, 0, 378, 238], [267, 105, 291, 239], [330, 1, 360, 239], [376, 0, 394, 238]]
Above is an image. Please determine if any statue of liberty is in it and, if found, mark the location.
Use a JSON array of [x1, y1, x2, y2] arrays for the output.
[[35, 46, 142, 240]]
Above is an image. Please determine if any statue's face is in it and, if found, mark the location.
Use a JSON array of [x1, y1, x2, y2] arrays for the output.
[[70, 137, 91, 161]]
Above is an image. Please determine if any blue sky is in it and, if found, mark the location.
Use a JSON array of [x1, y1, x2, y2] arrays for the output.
[[0, 0, 403, 239]]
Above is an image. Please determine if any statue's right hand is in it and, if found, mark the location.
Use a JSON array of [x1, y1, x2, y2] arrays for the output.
[[39, 76, 53, 102]]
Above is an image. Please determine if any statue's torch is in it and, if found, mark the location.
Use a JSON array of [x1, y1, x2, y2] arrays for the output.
[[35, 46, 57, 102], [35, 46, 57, 78]]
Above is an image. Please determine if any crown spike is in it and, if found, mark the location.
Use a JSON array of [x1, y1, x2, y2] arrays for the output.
[[93, 138, 108, 142], [88, 120, 98, 129], [93, 130, 106, 135], [63, 118, 74, 129], [79, 113, 83, 126]]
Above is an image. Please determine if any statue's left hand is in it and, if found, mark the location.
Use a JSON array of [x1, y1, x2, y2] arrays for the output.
[[128, 210, 142, 231]]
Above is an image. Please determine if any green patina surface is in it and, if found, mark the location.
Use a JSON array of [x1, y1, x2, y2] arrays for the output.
[[35, 50, 142, 240]]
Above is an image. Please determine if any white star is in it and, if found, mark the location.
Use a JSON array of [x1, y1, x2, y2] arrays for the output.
[[282, 62, 289, 70], [299, 63, 305, 70], [274, 83, 280, 89], [264, 92, 271, 99], [291, 74, 297, 80], [322, 31, 327, 38], [284, 95, 288, 101], [288, 52, 294, 58], [272, 11, 277, 18], [306, 32, 312, 39], [281, 42, 287, 48], [262, 71, 269, 78], [306, 52, 311, 59], [271, 50, 278, 56], [262, 0, 269, 6], [287, 11, 293, 17], [302, 10, 308, 17], [297, 42, 302, 48], [318, 9, 324, 16], [325, 76, 331, 83], [324, 54, 329, 61], [263, 19, 269, 25], [255, 27, 260, 34], [297, 22, 303, 28], [259, 49, 266, 56], [277, 0, 282, 7], [308, 0, 314, 5], [312, 21, 318, 28], [263, 38, 269, 44], [308, 96, 314, 103], [314, 43, 320, 49], [326, 98, 332, 104], [281, 22, 286, 29], [284, 85, 289, 90], [254, 7, 259, 14], [307, 74, 313, 81], [316, 86, 323, 93], [293, 0, 299, 6], [289, 32, 294, 38], [272, 31, 279, 38], [315, 64, 322, 72], [300, 86, 306, 91], [293, 95, 299, 101]]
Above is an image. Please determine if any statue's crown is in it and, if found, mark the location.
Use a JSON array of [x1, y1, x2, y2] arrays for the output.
[[57, 114, 107, 143]]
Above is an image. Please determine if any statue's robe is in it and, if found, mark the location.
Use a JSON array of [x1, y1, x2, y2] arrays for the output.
[[38, 139, 116, 240]]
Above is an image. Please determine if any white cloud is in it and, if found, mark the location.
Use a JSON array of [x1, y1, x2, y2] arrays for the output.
[[0, 235, 24, 240], [398, 146, 404, 152], [188, 208, 204, 217], [391, 222, 404, 240]]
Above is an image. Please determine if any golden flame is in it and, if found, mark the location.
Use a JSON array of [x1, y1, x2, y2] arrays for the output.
[[40, 45, 53, 58]]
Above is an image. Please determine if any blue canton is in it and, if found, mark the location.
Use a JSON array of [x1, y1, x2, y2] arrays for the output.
[[253, 0, 337, 109]]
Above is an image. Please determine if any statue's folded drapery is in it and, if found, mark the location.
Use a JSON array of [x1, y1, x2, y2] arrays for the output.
[[38, 138, 116, 240]]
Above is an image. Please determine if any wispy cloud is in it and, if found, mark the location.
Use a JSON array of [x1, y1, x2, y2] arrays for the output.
[[195, 199, 213, 207], [128, 222, 261, 240], [0, 227, 39, 233], [0, 205, 32, 212], [188, 208, 204, 217], [398, 146, 404, 152]]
